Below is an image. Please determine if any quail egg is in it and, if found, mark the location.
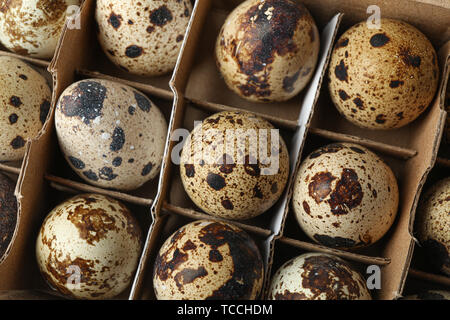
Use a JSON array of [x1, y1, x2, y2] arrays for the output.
[[268, 252, 371, 300], [95, 0, 192, 76], [328, 19, 439, 129], [402, 290, 450, 300], [179, 111, 289, 220], [0, 172, 17, 261], [292, 143, 399, 249], [0, 56, 51, 161], [153, 220, 264, 300], [0, 0, 81, 59], [55, 78, 167, 191], [216, 0, 320, 102], [416, 177, 450, 276], [36, 193, 143, 300]]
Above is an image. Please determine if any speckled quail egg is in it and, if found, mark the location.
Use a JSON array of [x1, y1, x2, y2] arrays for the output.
[[95, 0, 192, 76], [153, 220, 264, 300], [0, 56, 51, 161], [179, 111, 289, 220], [215, 0, 320, 102], [0, 172, 17, 262], [402, 290, 450, 300], [292, 143, 399, 250], [416, 177, 450, 276], [328, 18, 439, 129], [36, 193, 143, 300], [55, 78, 167, 191], [268, 252, 371, 300], [0, 0, 81, 59]]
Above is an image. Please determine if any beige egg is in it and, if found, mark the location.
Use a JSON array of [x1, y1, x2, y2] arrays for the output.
[[292, 143, 399, 250], [55, 78, 167, 191], [402, 290, 450, 300], [179, 111, 289, 220], [95, 0, 192, 76], [215, 0, 320, 102], [0, 172, 17, 262], [153, 220, 264, 300], [416, 177, 450, 276], [35, 193, 143, 300], [268, 252, 371, 300], [328, 19, 439, 129], [0, 56, 51, 161], [0, 0, 81, 59]]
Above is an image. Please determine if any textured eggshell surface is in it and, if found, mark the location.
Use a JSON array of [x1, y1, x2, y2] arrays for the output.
[[55, 79, 167, 191], [0, 56, 51, 161], [0, 0, 81, 59], [153, 220, 264, 300], [416, 177, 450, 276], [35, 194, 143, 300], [268, 253, 371, 300], [95, 0, 192, 76], [402, 290, 450, 300], [215, 0, 320, 102], [292, 143, 399, 250], [179, 111, 289, 220], [328, 19, 439, 129], [0, 172, 17, 261]]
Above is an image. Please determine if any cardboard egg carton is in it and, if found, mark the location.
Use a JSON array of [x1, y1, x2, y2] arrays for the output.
[[0, 0, 449, 300]]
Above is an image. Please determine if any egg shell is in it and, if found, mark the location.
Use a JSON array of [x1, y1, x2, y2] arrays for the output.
[[95, 0, 192, 76], [268, 252, 371, 300], [0, 56, 51, 161], [402, 290, 450, 300], [0, 0, 81, 59], [292, 143, 399, 250], [215, 0, 320, 102], [35, 193, 143, 300], [328, 18, 439, 129], [153, 220, 264, 300], [0, 172, 17, 261], [416, 177, 450, 276], [179, 111, 290, 220], [55, 78, 167, 191]]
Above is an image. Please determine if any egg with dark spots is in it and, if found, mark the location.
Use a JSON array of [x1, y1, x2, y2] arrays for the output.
[[95, 0, 192, 76], [215, 0, 320, 102], [0, 0, 81, 59], [0, 56, 51, 161], [0, 172, 17, 262], [292, 143, 399, 250], [35, 194, 143, 300], [179, 111, 289, 220], [416, 177, 450, 276], [328, 19, 439, 129], [153, 220, 264, 300], [55, 79, 167, 191], [268, 253, 371, 300]]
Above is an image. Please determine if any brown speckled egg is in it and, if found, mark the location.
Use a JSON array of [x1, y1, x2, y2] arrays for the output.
[[55, 79, 167, 191], [35, 193, 143, 300], [179, 111, 289, 220], [95, 0, 192, 76], [292, 143, 399, 250], [153, 220, 264, 300], [416, 177, 450, 276], [268, 253, 371, 300], [0, 172, 17, 262], [0, 56, 51, 161], [215, 0, 320, 102], [0, 0, 81, 59], [402, 290, 450, 300], [328, 19, 439, 129]]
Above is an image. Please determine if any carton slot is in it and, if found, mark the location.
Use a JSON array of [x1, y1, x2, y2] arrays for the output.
[[0, 164, 21, 176], [436, 156, 450, 167], [278, 236, 390, 266], [408, 269, 450, 287], [0, 50, 50, 68]]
